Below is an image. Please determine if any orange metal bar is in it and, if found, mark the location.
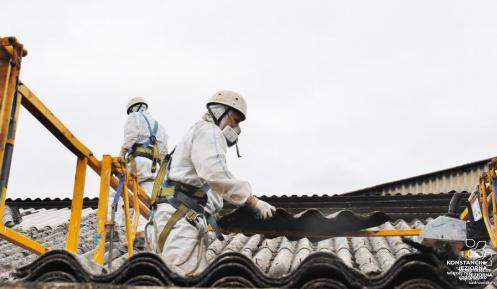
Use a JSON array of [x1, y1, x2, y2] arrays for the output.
[[122, 172, 134, 256], [0, 83, 22, 222], [0, 224, 45, 255], [94, 155, 112, 265], [488, 166, 497, 244], [0, 37, 47, 255], [131, 175, 140, 233], [66, 157, 88, 253], [221, 228, 423, 239], [97, 156, 150, 219], [479, 176, 497, 248], [357, 229, 422, 237], [19, 84, 94, 158], [0, 37, 150, 256], [0, 40, 17, 221], [18, 84, 151, 218], [460, 208, 469, 220], [0, 37, 27, 58]]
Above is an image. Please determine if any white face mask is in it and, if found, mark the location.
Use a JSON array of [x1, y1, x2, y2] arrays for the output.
[[222, 125, 240, 147]]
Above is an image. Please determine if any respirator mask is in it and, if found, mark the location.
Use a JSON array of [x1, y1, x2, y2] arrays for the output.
[[208, 104, 244, 157], [222, 125, 242, 157], [222, 125, 241, 147]]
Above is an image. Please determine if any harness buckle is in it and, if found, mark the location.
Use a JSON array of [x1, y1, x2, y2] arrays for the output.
[[150, 202, 157, 211], [185, 210, 199, 222], [149, 135, 157, 145]]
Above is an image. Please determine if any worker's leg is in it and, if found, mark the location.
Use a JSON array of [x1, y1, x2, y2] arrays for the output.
[[106, 158, 154, 240], [107, 188, 125, 230], [150, 203, 209, 276], [133, 157, 156, 235]]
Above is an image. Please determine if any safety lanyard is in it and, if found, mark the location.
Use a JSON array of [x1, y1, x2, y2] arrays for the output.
[[140, 112, 158, 146], [112, 175, 125, 207]]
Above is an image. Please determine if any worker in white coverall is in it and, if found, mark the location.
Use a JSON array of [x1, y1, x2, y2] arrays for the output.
[[112, 97, 168, 245], [148, 90, 275, 276]]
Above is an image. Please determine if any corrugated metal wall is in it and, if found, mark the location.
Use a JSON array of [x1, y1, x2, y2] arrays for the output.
[[347, 159, 490, 196]]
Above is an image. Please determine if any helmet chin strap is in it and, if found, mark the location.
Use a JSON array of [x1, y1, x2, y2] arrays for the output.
[[206, 106, 218, 124], [235, 142, 242, 158], [207, 104, 231, 127], [207, 105, 224, 125], [207, 104, 242, 158]]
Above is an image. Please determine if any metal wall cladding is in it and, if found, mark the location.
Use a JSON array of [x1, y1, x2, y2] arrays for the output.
[[345, 160, 488, 196]]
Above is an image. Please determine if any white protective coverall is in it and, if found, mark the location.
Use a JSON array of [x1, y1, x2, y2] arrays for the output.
[[110, 108, 168, 231], [149, 116, 251, 276]]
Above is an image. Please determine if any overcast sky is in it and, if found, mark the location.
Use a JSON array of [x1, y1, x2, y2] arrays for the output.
[[2, 1, 497, 199]]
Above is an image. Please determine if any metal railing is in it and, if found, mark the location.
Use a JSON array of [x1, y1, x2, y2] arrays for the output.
[[0, 37, 148, 265]]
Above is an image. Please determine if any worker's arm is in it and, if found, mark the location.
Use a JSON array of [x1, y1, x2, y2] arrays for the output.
[[191, 125, 251, 206], [121, 113, 140, 150]]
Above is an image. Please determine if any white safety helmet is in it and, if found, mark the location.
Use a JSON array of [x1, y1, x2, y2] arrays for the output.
[[126, 97, 148, 114], [207, 90, 247, 121]]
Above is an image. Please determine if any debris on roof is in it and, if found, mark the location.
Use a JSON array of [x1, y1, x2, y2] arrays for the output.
[[2, 206, 16, 228]]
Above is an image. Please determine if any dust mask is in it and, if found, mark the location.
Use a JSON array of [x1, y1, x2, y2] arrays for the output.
[[222, 125, 243, 158], [222, 125, 239, 146]]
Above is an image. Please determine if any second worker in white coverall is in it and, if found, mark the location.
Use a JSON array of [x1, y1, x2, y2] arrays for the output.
[[147, 90, 275, 276], [112, 97, 168, 246]]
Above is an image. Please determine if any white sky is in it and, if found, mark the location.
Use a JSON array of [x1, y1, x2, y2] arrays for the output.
[[2, 1, 497, 199]]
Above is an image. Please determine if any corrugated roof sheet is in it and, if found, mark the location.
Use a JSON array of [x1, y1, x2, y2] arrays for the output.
[[0, 191, 490, 288], [14, 249, 466, 288], [1, 207, 418, 277], [6, 197, 99, 209], [218, 207, 390, 241]]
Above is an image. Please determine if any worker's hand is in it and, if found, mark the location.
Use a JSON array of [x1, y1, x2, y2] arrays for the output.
[[119, 148, 128, 163], [246, 195, 276, 220]]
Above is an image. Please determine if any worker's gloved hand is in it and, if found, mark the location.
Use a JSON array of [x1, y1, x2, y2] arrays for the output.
[[246, 195, 276, 220], [119, 148, 128, 163]]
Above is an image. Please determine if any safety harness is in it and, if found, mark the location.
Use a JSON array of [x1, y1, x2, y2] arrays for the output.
[[107, 175, 125, 269], [127, 112, 161, 173], [149, 152, 224, 253]]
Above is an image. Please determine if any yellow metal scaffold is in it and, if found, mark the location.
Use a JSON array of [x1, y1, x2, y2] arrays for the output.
[[0, 37, 148, 265]]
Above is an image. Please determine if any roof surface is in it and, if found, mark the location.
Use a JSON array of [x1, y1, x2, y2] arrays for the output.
[[1, 192, 490, 288]]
